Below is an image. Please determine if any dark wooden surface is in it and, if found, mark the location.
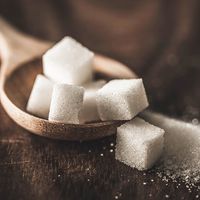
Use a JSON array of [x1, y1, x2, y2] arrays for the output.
[[0, 0, 200, 199]]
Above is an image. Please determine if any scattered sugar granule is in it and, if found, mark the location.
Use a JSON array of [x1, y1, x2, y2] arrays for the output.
[[110, 143, 114, 147], [49, 84, 84, 124], [115, 117, 164, 170], [26, 74, 53, 119], [79, 80, 106, 123], [97, 79, 148, 121], [43, 36, 94, 85], [142, 111, 200, 186], [165, 194, 170, 198]]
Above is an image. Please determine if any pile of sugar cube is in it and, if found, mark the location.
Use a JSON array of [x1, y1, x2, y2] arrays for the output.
[[26, 36, 165, 171]]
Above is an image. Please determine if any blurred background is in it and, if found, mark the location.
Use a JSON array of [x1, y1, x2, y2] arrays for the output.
[[0, 0, 200, 122], [0, 1, 200, 199]]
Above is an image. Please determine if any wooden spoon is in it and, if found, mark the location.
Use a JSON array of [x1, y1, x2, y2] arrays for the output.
[[0, 17, 137, 141]]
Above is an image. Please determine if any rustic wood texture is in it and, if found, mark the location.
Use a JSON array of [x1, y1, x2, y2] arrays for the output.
[[0, 0, 200, 199]]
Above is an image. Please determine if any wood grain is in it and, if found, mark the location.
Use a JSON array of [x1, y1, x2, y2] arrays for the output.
[[0, 103, 199, 200], [0, 0, 200, 199]]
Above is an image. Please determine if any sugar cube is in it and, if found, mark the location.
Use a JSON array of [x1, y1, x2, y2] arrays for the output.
[[115, 117, 164, 170], [49, 84, 84, 124], [97, 79, 148, 121], [79, 80, 106, 123], [43, 37, 94, 85], [26, 74, 53, 119]]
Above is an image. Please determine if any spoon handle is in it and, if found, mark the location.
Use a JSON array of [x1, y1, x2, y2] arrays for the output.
[[93, 54, 137, 79], [0, 17, 137, 83], [0, 17, 51, 82]]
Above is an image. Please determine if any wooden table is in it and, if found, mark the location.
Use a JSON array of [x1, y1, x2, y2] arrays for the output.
[[0, 0, 200, 199]]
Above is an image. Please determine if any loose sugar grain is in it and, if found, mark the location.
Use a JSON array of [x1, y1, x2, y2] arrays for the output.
[[142, 111, 200, 186]]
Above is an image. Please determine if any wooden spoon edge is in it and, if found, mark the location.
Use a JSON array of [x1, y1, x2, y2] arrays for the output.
[[1, 55, 133, 141]]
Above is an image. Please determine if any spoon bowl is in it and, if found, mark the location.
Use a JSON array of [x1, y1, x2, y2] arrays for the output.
[[0, 18, 137, 141], [3, 56, 130, 140]]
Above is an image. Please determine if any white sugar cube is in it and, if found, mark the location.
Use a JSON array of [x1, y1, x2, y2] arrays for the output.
[[26, 74, 53, 119], [79, 80, 106, 123], [43, 36, 94, 85], [49, 84, 84, 124], [97, 79, 148, 121], [115, 117, 164, 170]]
